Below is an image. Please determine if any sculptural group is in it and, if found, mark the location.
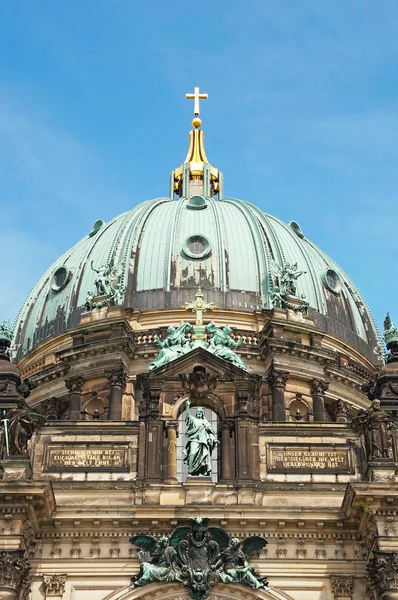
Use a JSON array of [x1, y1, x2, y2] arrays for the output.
[[130, 518, 269, 600], [149, 322, 247, 371]]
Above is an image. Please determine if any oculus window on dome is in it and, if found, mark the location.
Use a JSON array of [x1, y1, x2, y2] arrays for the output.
[[181, 235, 212, 260], [322, 268, 342, 295], [51, 266, 71, 293]]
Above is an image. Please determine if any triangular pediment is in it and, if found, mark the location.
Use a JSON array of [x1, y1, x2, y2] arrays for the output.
[[147, 346, 254, 381]]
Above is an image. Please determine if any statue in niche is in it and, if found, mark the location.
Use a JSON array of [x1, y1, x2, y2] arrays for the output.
[[352, 399, 397, 461], [149, 323, 192, 371], [206, 323, 247, 370], [215, 537, 269, 590], [183, 399, 218, 476], [130, 535, 182, 588]]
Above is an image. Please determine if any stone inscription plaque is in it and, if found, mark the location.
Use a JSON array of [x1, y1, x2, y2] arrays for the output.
[[44, 444, 129, 472], [268, 445, 352, 473]]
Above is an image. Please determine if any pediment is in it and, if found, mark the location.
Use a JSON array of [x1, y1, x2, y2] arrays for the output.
[[146, 346, 256, 382]]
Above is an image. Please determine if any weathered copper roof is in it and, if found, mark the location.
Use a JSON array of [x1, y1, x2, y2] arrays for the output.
[[13, 195, 382, 360]]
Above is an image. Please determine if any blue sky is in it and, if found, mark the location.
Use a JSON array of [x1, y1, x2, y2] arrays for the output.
[[0, 0, 397, 331]]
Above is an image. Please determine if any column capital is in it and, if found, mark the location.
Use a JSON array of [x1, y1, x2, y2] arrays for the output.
[[165, 420, 179, 434], [65, 376, 84, 394], [42, 573, 67, 596], [106, 368, 126, 388], [330, 574, 354, 598], [311, 378, 329, 396], [268, 367, 289, 390], [329, 399, 350, 421], [0, 551, 30, 597], [367, 551, 398, 594]]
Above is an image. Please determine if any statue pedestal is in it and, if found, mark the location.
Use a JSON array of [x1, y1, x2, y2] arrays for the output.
[[184, 476, 215, 505], [186, 476, 213, 483], [366, 460, 397, 482], [0, 457, 32, 480]]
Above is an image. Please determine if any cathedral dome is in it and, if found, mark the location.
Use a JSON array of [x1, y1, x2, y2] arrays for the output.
[[14, 192, 381, 362], [12, 101, 382, 364]]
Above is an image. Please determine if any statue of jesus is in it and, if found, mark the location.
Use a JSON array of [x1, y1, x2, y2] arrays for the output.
[[183, 400, 218, 476]]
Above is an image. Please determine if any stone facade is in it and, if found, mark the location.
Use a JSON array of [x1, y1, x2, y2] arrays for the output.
[[0, 301, 396, 600]]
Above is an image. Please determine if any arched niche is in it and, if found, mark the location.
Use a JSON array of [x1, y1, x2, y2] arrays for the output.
[[171, 392, 228, 421], [103, 582, 295, 600]]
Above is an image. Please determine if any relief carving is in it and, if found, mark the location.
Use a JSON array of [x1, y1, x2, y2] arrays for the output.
[[42, 574, 67, 596]]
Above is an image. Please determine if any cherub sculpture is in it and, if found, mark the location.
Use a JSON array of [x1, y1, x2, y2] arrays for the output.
[[129, 535, 182, 588]]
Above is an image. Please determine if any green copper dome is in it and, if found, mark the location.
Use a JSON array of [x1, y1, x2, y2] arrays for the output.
[[14, 193, 381, 362]]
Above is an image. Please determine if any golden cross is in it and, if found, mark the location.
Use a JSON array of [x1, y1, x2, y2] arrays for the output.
[[182, 288, 215, 326], [186, 86, 208, 116]]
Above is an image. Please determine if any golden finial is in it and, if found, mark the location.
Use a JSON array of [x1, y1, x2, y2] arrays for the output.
[[192, 116, 202, 129]]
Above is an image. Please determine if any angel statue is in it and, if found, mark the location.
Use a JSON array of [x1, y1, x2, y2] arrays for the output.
[[90, 261, 113, 296], [129, 535, 182, 588], [270, 260, 306, 298], [214, 536, 270, 590], [149, 323, 192, 371], [206, 323, 247, 370]]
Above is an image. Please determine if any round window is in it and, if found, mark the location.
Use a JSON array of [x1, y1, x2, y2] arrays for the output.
[[181, 235, 212, 260], [51, 266, 71, 292], [289, 221, 304, 238], [321, 268, 342, 295]]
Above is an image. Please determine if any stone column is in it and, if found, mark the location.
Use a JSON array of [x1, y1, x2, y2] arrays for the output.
[[268, 368, 289, 422], [311, 379, 329, 423], [65, 377, 84, 421], [0, 551, 30, 600], [330, 575, 354, 600], [220, 420, 233, 481], [165, 420, 178, 482], [367, 551, 398, 600], [106, 369, 126, 420], [42, 574, 67, 599]]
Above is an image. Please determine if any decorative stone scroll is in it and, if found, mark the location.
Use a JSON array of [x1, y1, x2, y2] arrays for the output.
[[267, 444, 353, 474], [44, 443, 129, 471]]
